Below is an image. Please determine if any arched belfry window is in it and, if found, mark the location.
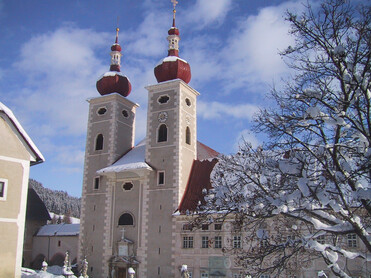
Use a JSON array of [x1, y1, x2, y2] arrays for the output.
[[95, 134, 103, 150], [118, 213, 134, 226], [186, 127, 191, 145], [158, 124, 168, 142]]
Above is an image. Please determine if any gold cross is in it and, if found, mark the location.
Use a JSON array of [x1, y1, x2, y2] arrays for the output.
[[171, 0, 178, 10]]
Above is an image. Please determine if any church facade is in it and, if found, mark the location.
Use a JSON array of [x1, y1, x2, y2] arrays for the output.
[[78, 6, 219, 278]]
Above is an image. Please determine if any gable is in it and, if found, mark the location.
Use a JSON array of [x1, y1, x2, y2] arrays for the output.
[[0, 102, 44, 165], [0, 117, 31, 161]]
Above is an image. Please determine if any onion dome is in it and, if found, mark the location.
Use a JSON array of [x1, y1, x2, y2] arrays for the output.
[[154, 1, 191, 84], [96, 28, 132, 97]]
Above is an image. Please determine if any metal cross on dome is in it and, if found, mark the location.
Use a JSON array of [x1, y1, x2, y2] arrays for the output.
[[171, 0, 178, 9]]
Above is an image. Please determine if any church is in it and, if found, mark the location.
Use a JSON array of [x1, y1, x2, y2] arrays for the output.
[[78, 3, 222, 278]]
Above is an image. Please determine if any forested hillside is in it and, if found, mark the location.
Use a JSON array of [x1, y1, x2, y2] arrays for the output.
[[29, 179, 81, 218]]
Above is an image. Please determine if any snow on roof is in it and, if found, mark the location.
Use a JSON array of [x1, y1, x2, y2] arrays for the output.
[[36, 223, 80, 236], [155, 56, 188, 67], [97, 71, 131, 82], [97, 140, 152, 174], [98, 140, 218, 175], [0, 102, 44, 164]]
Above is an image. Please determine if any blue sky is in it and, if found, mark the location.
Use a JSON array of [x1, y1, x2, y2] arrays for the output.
[[1, 0, 310, 197]]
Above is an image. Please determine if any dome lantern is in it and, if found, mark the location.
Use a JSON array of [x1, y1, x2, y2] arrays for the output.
[[96, 28, 132, 97], [154, 0, 191, 84]]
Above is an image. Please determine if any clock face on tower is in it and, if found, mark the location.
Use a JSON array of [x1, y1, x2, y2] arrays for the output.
[[158, 111, 168, 123]]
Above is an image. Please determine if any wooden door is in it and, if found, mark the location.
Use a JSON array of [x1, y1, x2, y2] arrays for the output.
[[118, 267, 126, 278]]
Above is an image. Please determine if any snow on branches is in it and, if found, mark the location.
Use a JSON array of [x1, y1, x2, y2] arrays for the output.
[[195, 0, 371, 277]]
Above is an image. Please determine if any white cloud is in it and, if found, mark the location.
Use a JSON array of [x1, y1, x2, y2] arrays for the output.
[[184, 0, 233, 28], [181, 1, 303, 95], [198, 100, 259, 120], [125, 11, 170, 58], [234, 129, 260, 151], [219, 2, 302, 92], [11, 26, 110, 137]]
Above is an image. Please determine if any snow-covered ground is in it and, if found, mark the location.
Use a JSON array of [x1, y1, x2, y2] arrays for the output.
[[49, 212, 80, 224]]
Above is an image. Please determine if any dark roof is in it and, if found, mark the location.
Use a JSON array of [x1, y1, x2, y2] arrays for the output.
[[197, 141, 219, 160], [26, 188, 51, 221], [178, 158, 218, 213]]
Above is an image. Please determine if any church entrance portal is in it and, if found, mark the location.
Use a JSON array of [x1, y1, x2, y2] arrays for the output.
[[118, 267, 126, 278]]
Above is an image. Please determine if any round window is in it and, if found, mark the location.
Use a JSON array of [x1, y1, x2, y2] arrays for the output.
[[123, 182, 133, 191], [97, 107, 107, 115], [122, 110, 129, 118]]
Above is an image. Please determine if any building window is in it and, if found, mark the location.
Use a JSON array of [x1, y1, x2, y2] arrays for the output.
[[214, 223, 222, 230], [186, 127, 191, 145], [58, 240, 61, 247], [122, 110, 129, 118], [183, 236, 193, 248], [261, 239, 269, 248], [201, 272, 209, 278], [233, 236, 241, 249], [201, 224, 209, 231], [185, 98, 191, 106], [118, 213, 134, 226], [215, 236, 222, 248], [347, 233, 357, 247], [97, 107, 107, 115], [317, 235, 325, 244], [95, 134, 103, 150], [202, 236, 209, 248], [158, 171, 165, 185], [182, 224, 192, 231], [93, 177, 100, 190], [158, 124, 167, 142], [158, 95, 170, 104], [123, 182, 133, 191], [0, 179, 8, 200]]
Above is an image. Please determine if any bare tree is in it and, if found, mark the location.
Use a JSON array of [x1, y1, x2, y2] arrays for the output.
[[194, 1, 371, 277]]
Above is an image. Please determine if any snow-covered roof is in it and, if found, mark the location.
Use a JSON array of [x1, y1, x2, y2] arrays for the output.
[[97, 140, 219, 175], [97, 140, 152, 174], [155, 56, 188, 67], [96, 71, 131, 82], [36, 223, 80, 236], [0, 102, 44, 164]]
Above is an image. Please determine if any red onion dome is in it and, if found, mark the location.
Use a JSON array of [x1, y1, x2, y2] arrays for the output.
[[168, 27, 179, 36], [96, 28, 132, 97], [96, 72, 131, 97], [111, 43, 122, 52], [154, 5, 191, 84], [154, 56, 191, 84]]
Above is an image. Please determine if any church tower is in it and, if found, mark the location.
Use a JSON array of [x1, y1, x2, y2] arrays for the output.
[[79, 29, 139, 278], [139, 2, 199, 277]]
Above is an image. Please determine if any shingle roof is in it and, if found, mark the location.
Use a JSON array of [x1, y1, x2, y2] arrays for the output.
[[178, 158, 218, 213], [197, 141, 219, 160]]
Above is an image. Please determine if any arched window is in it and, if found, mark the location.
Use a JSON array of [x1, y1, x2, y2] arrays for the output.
[[95, 134, 103, 150], [186, 127, 191, 145], [118, 213, 134, 226], [158, 124, 167, 142]]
